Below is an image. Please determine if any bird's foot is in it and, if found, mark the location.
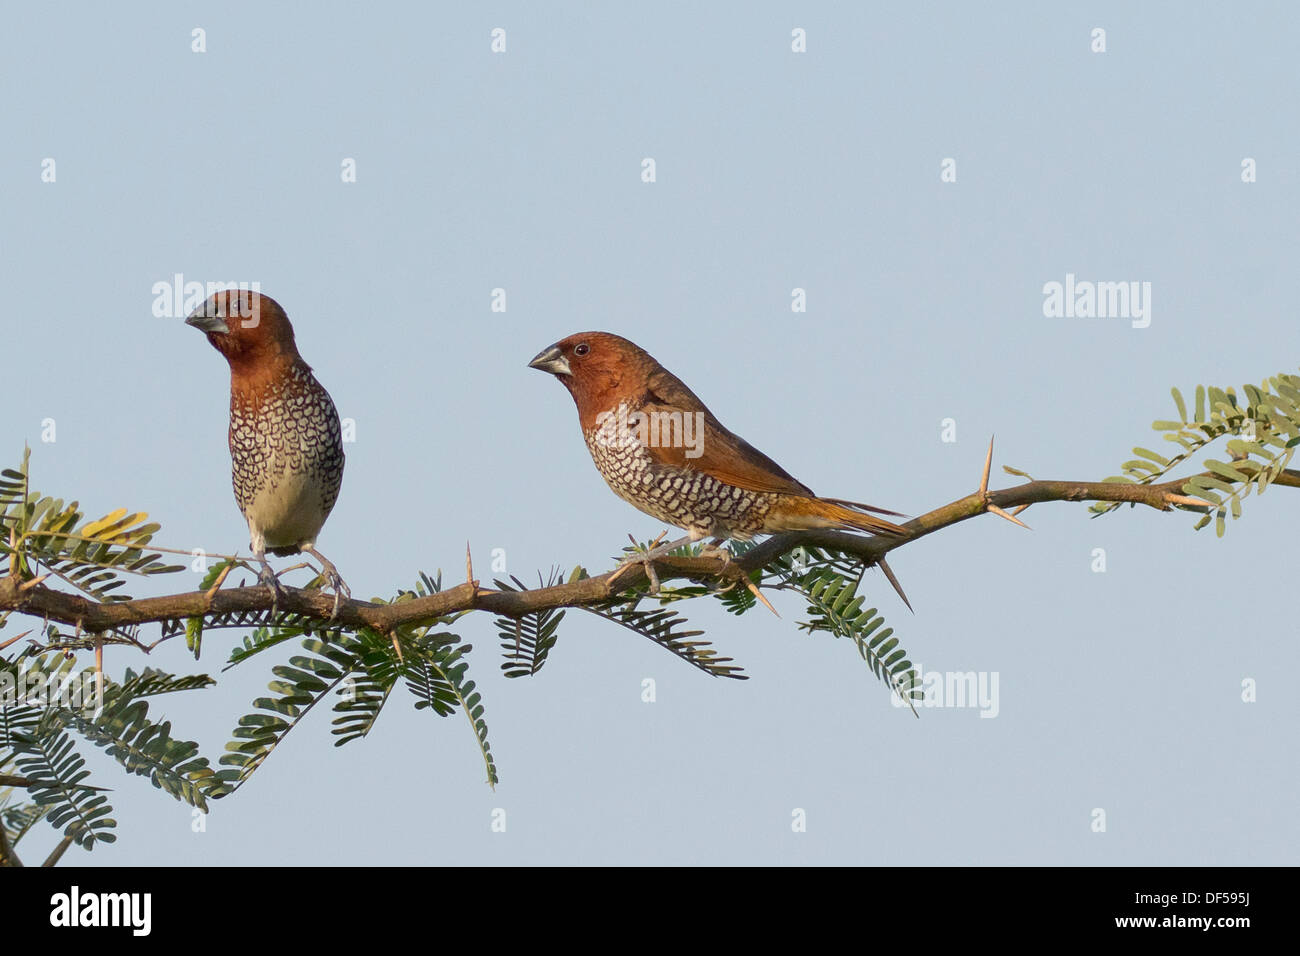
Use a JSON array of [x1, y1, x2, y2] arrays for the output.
[[608, 532, 696, 596], [643, 559, 661, 595], [255, 555, 285, 619], [699, 537, 731, 568], [306, 547, 351, 621]]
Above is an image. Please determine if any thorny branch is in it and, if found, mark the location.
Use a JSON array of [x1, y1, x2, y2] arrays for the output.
[[4, 456, 1296, 643]]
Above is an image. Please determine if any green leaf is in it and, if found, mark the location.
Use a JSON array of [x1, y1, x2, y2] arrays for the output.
[[401, 636, 499, 788], [185, 558, 240, 659], [219, 635, 364, 791], [1, 801, 49, 847], [585, 600, 745, 680], [11, 723, 116, 850], [494, 571, 566, 678], [1205, 459, 1248, 483], [1132, 447, 1171, 466], [793, 565, 916, 700]]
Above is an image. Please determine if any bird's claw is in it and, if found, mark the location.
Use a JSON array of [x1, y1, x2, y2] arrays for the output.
[[257, 562, 285, 618], [643, 558, 661, 595], [608, 552, 650, 592], [609, 552, 662, 594], [699, 540, 732, 568], [305, 547, 350, 623], [326, 571, 350, 622], [609, 533, 696, 595]]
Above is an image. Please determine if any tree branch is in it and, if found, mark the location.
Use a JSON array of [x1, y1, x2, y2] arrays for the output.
[[0, 815, 21, 867], [2, 469, 1297, 639], [41, 834, 72, 867]]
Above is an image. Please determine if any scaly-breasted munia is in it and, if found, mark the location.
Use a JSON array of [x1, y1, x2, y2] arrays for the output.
[[529, 332, 909, 603], [186, 290, 349, 616]]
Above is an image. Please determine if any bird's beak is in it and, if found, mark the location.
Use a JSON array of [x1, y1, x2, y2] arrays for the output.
[[528, 345, 571, 376], [184, 305, 229, 334]]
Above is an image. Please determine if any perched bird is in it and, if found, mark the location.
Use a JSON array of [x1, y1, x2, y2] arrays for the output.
[[185, 290, 349, 616], [528, 332, 910, 605]]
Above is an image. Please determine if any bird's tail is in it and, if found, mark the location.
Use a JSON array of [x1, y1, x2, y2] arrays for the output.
[[797, 496, 909, 538], [768, 495, 913, 609]]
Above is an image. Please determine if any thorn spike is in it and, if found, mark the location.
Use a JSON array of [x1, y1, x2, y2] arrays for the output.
[[988, 503, 1031, 529], [980, 436, 995, 497]]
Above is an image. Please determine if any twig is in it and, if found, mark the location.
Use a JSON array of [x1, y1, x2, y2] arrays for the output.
[[41, 834, 73, 867], [1, 468, 1296, 636]]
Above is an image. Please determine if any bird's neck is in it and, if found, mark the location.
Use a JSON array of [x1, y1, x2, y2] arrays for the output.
[[229, 351, 309, 398], [574, 384, 643, 434]]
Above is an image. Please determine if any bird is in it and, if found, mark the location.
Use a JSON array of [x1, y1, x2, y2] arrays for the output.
[[185, 290, 349, 617], [528, 331, 910, 607]]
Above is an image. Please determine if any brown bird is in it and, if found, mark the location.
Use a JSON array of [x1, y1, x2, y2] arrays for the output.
[[186, 290, 349, 616], [528, 332, 910, 606]]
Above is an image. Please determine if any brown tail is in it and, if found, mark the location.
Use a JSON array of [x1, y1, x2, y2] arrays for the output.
[[770, 496, 913, 609], [814, 499, 913, 610], [767, 495, 913, 609], [807, 497, 909, 537]]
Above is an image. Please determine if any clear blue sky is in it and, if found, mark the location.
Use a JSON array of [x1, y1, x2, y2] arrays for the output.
[[2, 2, 1296, 864]]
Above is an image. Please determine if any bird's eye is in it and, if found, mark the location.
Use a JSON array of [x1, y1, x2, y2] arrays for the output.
[[574, 343, 590, 356]]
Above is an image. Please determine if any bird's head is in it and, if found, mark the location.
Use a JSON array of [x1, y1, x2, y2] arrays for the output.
[[185, 290, 300, 369], [528, 331, 652, 424]]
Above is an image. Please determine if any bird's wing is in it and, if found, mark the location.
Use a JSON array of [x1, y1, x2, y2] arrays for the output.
[[639, 366, 816, 497]]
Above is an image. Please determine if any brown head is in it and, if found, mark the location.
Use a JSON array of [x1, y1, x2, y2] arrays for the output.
[[185, 290, 303, 377], [528, 331, 672, 430]]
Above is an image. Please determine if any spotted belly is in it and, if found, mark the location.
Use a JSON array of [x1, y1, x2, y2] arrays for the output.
[[584, 422, 776, 539], [229, 367, 344, 554]]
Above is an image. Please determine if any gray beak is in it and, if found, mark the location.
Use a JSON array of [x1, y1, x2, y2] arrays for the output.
[[184, 305, 229, 334], [528, 344, 571, 376]]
